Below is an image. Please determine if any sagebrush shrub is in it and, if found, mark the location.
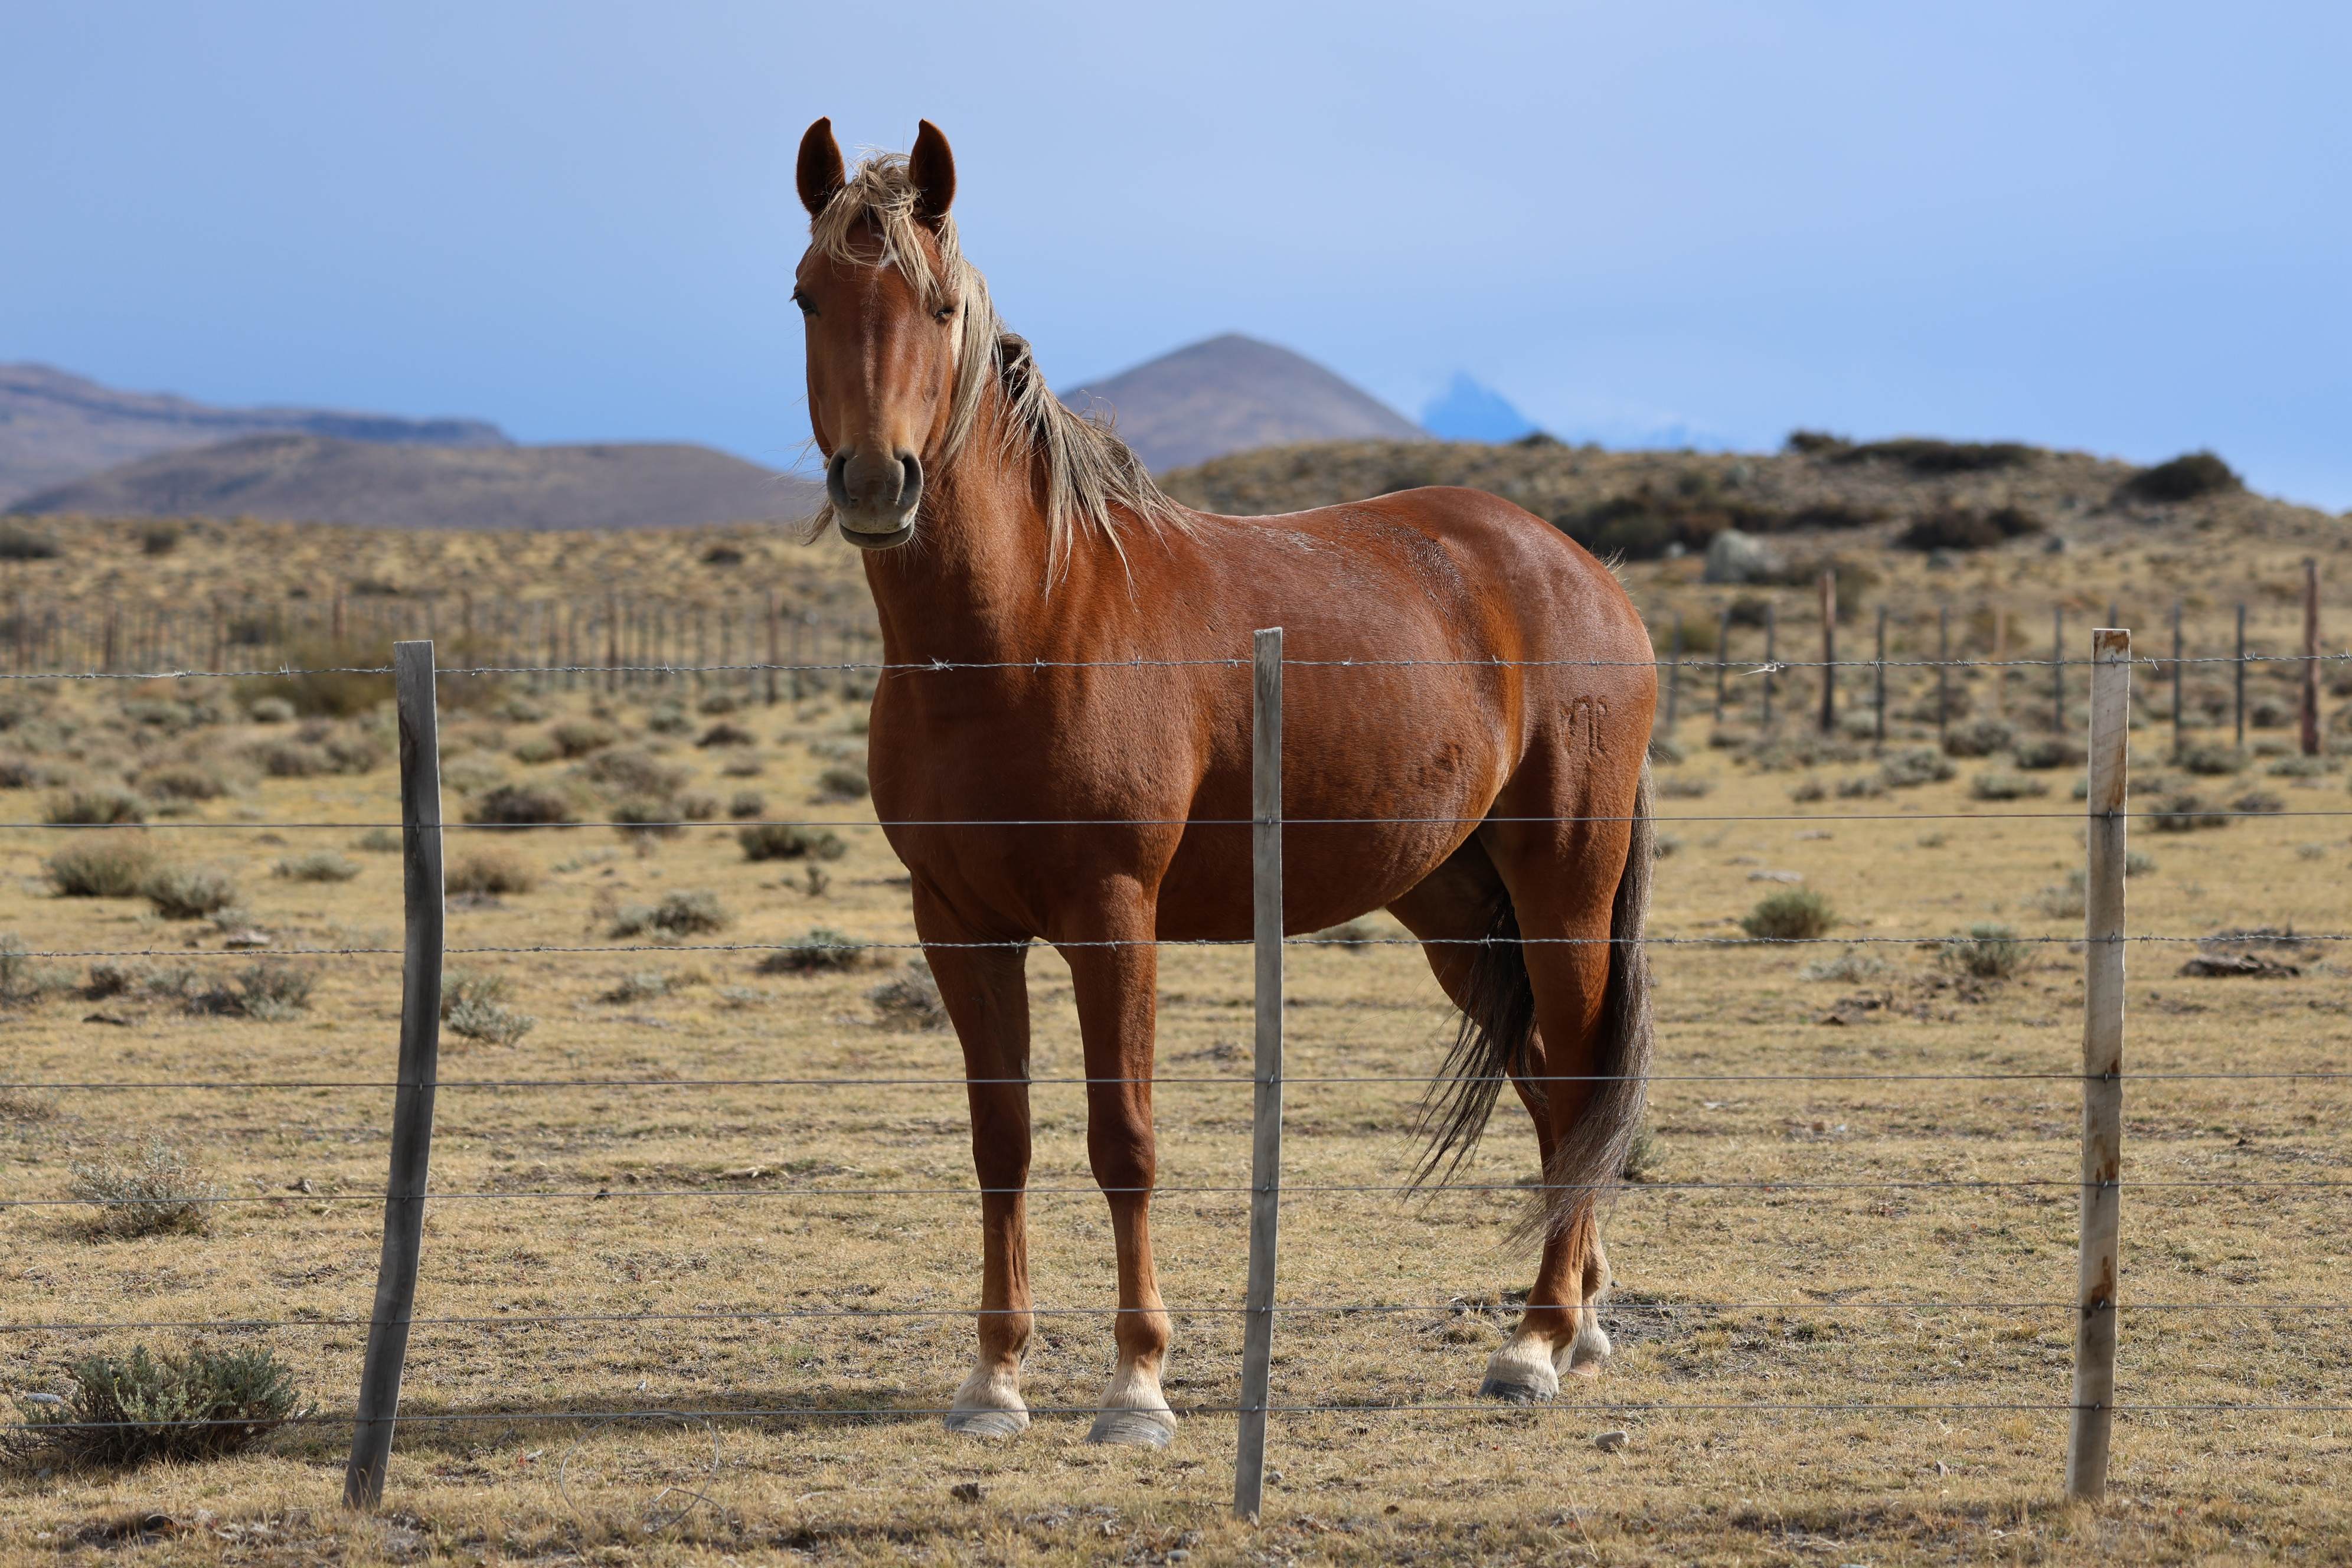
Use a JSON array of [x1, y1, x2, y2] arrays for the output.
[[47, 788, 146, 825], [1942, 923, 2030, 979], [1970, 770, 2048, 801], [469, 783, 579, 827], [273, 851, 360, 883], [67, 1140, 221, 1238], [1741, 890, 1835, 941], [445, 848, 538, 896], [868, 961, 949, 1030], [756, 929, 869, 975], [3, 1343, 305, 1469], [609, 890, 729, 939], [45, 834, 161, 898], [143, 865, 240, 920], [739, 822, 847, 862]]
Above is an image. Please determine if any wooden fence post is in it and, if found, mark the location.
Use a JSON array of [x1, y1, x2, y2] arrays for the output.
[[2301, 559, 2321, 757], [1234, 626, 1286, 1521], [1992, 605, 2008, 721], [1664, 616, 1681, 736], [605, 593, 620, 696], [345, 641, 447, 1510], [765, 589, 782, 707], [2234, 603, 2247, 752], [1937, 606, 1950, 752], [1760, 601, 1776, 730], [1713, 605, 1730, 724], [2052, 605, 2065, 735], [2171, 601, 2185, 762], [2067, 627, 2130, 1502], [1873, 605, 1887, 752], [1817, 570, 1836, 735]]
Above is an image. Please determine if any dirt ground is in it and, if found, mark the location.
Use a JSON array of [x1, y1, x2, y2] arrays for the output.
[[4, 551, 2351, 1565]]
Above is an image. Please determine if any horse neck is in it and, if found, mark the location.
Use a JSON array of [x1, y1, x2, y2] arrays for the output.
[[860, 392, 1078, 666]]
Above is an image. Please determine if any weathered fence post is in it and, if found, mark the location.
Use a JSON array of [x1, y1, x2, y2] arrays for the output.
[[1712, 605, 1730, 724], [765, 589, 782, 707], [1992, 605, 2008, 721], [1936, 606, 1951, 753], [2052, 605, 2065, 735], [2300, 559, 2321, 757], [1664, 616, 1682, 736], [2067, 627, 2130, 1502], [2170, 601, 2185, 762], [1760, 600, 1777, 730], [2234, 603, 2247, 752], [344, 641, 447, 1511], [1872, 605, 1887, 752], [1817, 569, 1836, 735], [1234, 626, 1286, 1521]]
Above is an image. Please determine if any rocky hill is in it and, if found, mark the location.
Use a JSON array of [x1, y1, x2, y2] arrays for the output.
[[1161, 433, 2344, 557], [1062, 334, 1424, 472], [0, 361, 507, 506], [7, 433, 822, 531]]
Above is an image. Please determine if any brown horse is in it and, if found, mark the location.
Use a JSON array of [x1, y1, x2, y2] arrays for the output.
[[792, 118, 1656, 1446]]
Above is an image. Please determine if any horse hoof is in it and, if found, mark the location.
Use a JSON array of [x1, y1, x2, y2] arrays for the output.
[[1477, 1373, 1557, 1405], [943, 1407, 1029, 1439], [1563, 1319, 1613, 1380], [1085, 1408, 1175, 1448]]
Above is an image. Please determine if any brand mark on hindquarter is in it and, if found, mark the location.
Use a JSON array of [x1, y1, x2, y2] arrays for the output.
[[1569, 695, 1609, 759]]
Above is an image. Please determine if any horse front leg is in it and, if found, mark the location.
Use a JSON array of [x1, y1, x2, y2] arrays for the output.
[[1061, 902, 1175, 1448], [923, 908, 1036, 1438]]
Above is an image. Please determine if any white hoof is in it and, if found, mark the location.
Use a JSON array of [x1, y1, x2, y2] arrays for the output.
[[1086, 1361, 1177, 1448], [945, 1360, 1028, 1439], [1478, 1335, 1560, 1404], [1560, 1314, 1613, 1380]]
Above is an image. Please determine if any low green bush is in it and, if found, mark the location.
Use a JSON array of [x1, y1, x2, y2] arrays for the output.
[[45, 834, 161, 898], [739, 822, 847, 862], [1941, 922, 2031, 979], [756, 928, 870, 975], [609, 889, 729, 939], [1740, 889, 1835, 941], [2, 1343, 305, 1469]]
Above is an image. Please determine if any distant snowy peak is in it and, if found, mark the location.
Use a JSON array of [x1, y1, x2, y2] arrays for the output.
[[1420, 374, 1537, 442]]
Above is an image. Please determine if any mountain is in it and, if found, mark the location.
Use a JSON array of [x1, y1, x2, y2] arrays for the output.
[[0, 362, 509, 507], [1421, 374, 1538, 442], [8, 433, 823, 531], [1061, 334, 1425, 472]]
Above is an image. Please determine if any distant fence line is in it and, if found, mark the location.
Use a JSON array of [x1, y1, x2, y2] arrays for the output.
[[0, 586, 877, 698], [2, 565, 2334, 756]]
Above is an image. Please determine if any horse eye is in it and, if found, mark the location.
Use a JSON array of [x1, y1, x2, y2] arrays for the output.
[[792, 289, 816, 316], [934, 300, 957, 322]]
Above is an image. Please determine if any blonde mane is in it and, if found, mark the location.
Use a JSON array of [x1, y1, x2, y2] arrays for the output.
[[805, 152, 1188, 576]]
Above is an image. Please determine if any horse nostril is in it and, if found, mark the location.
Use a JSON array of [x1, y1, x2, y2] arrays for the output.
[[898, 453, 923, 515], [825, 449, 854, 510]]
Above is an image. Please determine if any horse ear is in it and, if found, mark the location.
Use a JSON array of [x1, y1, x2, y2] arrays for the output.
[[796, 117, 844, 217], [910, 120, 956, 227]]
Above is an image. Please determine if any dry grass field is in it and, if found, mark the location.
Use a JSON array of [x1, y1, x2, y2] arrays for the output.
[[4, 510, 2352, 1564]]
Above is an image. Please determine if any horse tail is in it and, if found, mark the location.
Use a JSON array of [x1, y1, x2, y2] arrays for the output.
[[1410, 893, 1539, 1191], [1524, 760, 1656, 1245], [1411, 765, 1657, 1243]]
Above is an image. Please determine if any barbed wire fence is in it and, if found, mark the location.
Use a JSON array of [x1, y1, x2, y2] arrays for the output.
[[2, 620, 2347, 1521]]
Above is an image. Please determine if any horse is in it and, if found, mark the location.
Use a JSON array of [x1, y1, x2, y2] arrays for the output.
[[790, 117, 1657, 1447]]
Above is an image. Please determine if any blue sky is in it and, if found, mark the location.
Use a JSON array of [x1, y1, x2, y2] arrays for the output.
[[5, 2, 2347, 507]]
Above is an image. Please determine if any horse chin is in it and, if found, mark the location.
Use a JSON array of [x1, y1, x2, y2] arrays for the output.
[[837, 516, 916, 551]]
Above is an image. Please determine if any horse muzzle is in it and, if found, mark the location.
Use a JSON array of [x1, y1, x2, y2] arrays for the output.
[[827, 448, 922, 550]]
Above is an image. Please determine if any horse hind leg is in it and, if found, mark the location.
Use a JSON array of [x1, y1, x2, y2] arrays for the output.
[[1390, 853, 1590, 1404]]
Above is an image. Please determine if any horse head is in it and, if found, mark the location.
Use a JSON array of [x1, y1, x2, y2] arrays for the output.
[[793, 116, 966, 550]]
